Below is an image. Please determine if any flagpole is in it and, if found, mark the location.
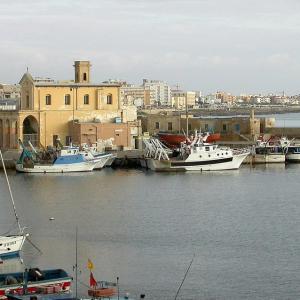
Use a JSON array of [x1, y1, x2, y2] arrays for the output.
[[117, 277, 119, 300], [75, 226, 78, 299]]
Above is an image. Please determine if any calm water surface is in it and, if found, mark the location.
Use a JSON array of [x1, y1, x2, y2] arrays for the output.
[[1, 165, 300, 299]]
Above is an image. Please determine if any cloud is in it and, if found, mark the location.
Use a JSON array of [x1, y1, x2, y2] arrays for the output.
[[0, 0, 300, 94]]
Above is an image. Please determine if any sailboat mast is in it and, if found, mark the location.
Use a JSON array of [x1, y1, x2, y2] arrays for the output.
[[75, 226, 78, 299], [185, 94, 188, 136], [0, 150, 22, 233]]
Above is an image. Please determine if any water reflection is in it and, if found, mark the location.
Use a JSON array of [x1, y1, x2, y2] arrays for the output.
[[0, 257, 24, 274]]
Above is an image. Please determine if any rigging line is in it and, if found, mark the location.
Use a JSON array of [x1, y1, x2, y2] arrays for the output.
[[78, 279, 90, 289], [26, 237, 43, 255], [174, 254, 195, 300], [0, 150, 22, 233]]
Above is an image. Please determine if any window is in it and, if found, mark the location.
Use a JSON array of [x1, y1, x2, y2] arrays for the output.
[[26, 95, 29, 108], [84, 94, 89, 105], [188, 123, 192, 131], [66, 136, 72, 146], [168, 122, 172, 131], [83, 73, 87, 81], [65, 94, 71, 105], [222, 124, 227, 132], [107, 94, 113, 104], [155, 122, 160, 129], [46, 94, 51, 105], [234, 124, 240, 133], [205, 124, 209, 131]]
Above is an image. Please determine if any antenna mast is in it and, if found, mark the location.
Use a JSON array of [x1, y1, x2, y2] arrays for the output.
[[0, 150, 22, 233], [174, 254, 195, 300]]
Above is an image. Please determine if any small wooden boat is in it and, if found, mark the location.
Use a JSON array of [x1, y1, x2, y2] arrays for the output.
[[0, 268, 72, 299]]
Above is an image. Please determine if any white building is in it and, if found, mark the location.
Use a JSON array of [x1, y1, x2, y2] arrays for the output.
[[142, 79, 171, 107]]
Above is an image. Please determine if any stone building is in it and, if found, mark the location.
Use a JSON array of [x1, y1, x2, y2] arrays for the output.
[[139, 111, 265, 141], [0, 61, 141, 150], [0, 84, 20, 100], [171, 90, 197, 109]]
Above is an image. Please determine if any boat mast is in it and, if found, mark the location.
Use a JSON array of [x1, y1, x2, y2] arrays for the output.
[[185, 94, 188, 137], [75, 226, 78, 299], [174, 254, 195, 300], [0, 150, 22, 233]]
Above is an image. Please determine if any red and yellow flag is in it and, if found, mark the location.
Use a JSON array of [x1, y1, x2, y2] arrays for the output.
[[90, 272, 97, 288]]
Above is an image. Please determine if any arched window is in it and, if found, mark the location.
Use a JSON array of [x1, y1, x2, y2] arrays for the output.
[[45, 94, 51, 105], [65, 94, 71, 105], [107, 94, 112, 105], [84, 94, 89, 105]]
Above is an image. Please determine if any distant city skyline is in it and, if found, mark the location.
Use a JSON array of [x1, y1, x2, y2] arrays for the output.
[[1, 0, 300, 95]]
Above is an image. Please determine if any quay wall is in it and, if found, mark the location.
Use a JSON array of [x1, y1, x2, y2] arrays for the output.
[[264, 127, 300, 139]]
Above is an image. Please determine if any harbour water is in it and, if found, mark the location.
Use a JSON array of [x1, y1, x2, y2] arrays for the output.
[[1, 165, 300, 299]]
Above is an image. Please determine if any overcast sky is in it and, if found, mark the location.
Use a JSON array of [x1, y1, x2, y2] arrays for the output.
[[1, 0, 300, 94]]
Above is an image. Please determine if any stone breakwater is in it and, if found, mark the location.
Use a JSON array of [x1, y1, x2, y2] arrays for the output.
[[192, 106, 300, 116]]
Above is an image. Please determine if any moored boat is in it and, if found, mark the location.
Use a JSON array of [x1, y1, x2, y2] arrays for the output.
[[15, 145, 99, 173], [81, 144, 115, 168], [251, 136, 289, 164], [0, 236, 27, 259], [285, 144, 300, 162], [142, 134, 249, 171], [0, 268, 72, 300]]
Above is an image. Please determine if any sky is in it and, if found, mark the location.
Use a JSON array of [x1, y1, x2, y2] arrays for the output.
[[1, 0, 300, 95]]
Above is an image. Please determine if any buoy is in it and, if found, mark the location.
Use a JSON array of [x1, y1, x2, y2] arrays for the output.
[[49, 217, 55, 221]]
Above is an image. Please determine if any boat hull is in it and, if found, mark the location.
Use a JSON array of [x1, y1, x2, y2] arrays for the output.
[[158, 133, 186, 148], [15, 161, 96, 173], [286, 153, 300, 162], [0, 236, 26, 259], [92, 154, 114, 169], [104, 155, 116, 167], [0, 269, 72, 300], [143, 152, 249, 171], [251, 154, 285, 164]]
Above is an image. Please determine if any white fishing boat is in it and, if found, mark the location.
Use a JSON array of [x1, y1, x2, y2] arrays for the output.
[[15, 146, 98, 173], [251, 136, 289, 164], [142, 134, 250, 171], [81, 144, 115, 168], [285, 143, 300, 162], [0, 151, 28, 258]]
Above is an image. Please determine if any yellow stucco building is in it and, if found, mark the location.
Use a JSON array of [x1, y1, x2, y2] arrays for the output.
[[0, 61, 140, 149]]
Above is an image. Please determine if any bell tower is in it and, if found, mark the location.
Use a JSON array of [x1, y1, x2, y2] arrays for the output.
[[74, 61, 91, 83]]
